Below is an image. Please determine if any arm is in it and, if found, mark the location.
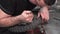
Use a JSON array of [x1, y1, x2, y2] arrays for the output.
[[0, 9, 24, 27], [0, 9, 34, 27]]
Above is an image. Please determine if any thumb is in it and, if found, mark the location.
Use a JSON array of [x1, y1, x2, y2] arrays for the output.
[[38, 13, 40, 18], [40, 13, 45, 19]]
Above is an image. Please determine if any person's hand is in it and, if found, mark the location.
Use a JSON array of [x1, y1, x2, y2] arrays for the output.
[[38, 7, 49, 22], [21, 10, 34, 22]]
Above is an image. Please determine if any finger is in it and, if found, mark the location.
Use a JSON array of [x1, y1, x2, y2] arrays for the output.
[[41, 13, 44, 19], [24, 10, 32, 14], [38, 13, 40, 18], [26, 18, 32, 22], [43, 19, 48, 23]]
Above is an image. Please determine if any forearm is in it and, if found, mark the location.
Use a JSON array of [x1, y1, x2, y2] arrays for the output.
[[0, 15, 23, 27]]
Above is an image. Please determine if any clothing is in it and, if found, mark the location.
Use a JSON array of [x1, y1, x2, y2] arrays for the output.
[[0, 0, 36, 34], [0, 0, 36, 16]]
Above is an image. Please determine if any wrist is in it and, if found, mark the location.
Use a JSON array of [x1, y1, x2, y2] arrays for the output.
[[15, 15, 22, 22], [17, 15, 25, 22]]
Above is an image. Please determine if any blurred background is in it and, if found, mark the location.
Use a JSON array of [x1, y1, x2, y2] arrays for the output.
[[43, 0, 60, 34], [34, 0, 60, 34]]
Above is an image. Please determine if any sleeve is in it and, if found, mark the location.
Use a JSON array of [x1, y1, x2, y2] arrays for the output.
[[0, 0, 16, 16], [0, 4, 15, 16]]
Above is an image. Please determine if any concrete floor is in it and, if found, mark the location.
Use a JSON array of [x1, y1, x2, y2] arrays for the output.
[[44, 10, 60, 34], [44, 0, 60, 34]]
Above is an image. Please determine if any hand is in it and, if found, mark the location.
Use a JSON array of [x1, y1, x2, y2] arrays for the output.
[[38, 7, 49, 22], [21, 10, 34, 22]]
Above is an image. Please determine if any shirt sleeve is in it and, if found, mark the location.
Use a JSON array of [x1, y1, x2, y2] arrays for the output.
[[0, 0, 16, 16], [0, 4, 15, 16]]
